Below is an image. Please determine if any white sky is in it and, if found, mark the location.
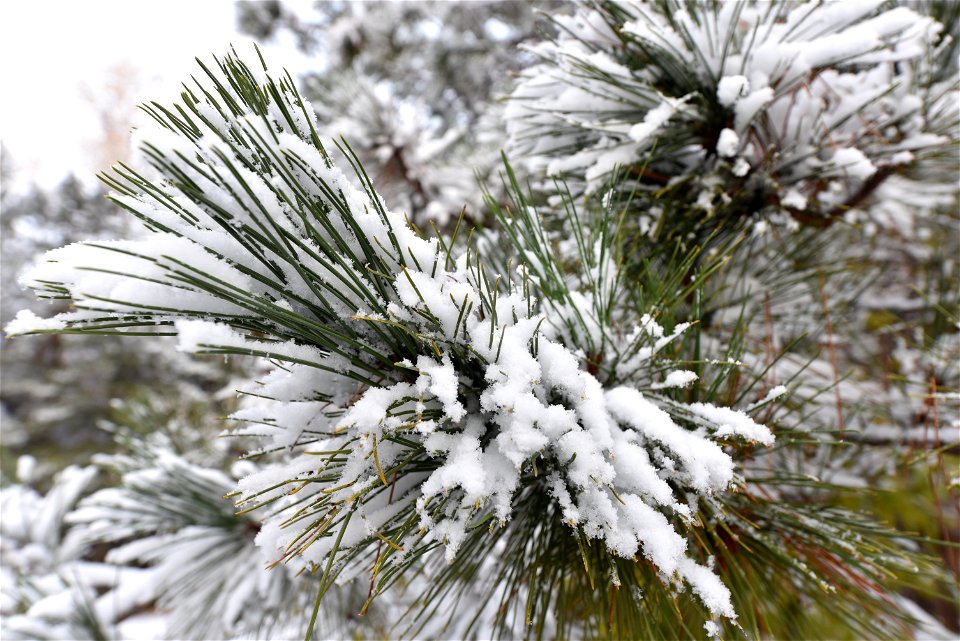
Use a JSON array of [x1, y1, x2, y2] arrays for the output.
[[0, 0, 313, 192]]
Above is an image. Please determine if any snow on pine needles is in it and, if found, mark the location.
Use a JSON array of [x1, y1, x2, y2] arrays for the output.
[[7, 52, 775, 626], [506, 0, 951, 233]]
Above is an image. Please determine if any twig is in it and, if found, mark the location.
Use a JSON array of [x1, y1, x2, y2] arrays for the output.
[[818, 272, 845, 436]]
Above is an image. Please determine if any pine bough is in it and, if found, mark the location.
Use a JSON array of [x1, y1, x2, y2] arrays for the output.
[[8, 53, 778, 634], [507, 0, 953, 233]]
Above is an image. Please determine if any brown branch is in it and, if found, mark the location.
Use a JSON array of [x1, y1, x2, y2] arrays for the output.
[[789, 164, 897, 228], [818, 272, 845, 436]]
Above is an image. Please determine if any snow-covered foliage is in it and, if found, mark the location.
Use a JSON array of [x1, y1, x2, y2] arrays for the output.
[[237, 0, 552, 226], [0, 176, 231, 464], [64, 435, 304, 640], [4, 2, 957, 639], [504, 1, 959, 515], [0, 430, 316, 641], [5, 52, 782, 631], [1, 464, 110, 640], [507, 0, 955, 232], [300, 67, 504, 227]]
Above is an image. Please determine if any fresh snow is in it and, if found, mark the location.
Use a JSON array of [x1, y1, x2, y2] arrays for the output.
[[716, 128, 740, 158], [5, 44, 781, 626]]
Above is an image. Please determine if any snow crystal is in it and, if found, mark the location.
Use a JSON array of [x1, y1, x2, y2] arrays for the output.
[[688, 403, 775, 446], [734, 87, 774, 132], [652, 370, 699, 389], [827, 148, 877, 180], [607, 387, 735, 493], [716, 128, 739, 158], [761, 385, 789, 403], [889, 151, 915, 165], [175, 321, 244, 354], [678, 558, 735, 619], [717, 75, 749, 107], [416, 355, 466, 423], [335, 381, 415, 438], [732, 157, 751, 177], [16, 455, 39, 484], [628, 98, 688, 144], [782, 188, 807, 210], [5, 309, 66, 335]]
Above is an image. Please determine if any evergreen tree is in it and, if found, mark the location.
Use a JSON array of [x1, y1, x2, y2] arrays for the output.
[[2, 1, 957, 639], [235, 0, 557, 226], [0, 176, 230, 472]]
